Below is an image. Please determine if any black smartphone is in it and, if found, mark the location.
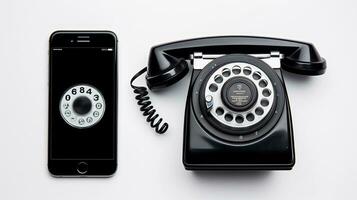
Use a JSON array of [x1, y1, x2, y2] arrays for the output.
[[48, 31, 117, 177]]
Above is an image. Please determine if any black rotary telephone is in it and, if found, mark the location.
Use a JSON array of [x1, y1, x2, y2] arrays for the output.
[[131, 36, 326, 170]]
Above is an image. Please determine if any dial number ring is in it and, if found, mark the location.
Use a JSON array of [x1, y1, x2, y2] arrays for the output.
[[59, 84, 105, 129], [205, 62, 275, 128]]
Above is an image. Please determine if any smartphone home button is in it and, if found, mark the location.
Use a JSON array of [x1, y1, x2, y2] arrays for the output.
[[77, 162, 88, 174]]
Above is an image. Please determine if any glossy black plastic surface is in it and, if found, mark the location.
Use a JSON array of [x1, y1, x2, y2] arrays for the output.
[[142, 36, 326, 170], [183, 69, 295, 170], [146, 36, 326, 90], [146, 56, 188, 90]]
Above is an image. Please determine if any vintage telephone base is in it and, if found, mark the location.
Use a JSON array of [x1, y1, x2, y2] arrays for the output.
[[183, 68, 295, 170], [132, 36, 325, 170]]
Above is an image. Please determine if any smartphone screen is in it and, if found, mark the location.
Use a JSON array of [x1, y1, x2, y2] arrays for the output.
[[48, 31, 117, 176]]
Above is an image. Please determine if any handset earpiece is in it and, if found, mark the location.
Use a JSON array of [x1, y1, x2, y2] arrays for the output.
[[146, 53, 189, 90], [281, 44, 326, 75]]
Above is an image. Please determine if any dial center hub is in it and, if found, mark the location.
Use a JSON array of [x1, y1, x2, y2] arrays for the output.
[[221, 77, 258, 112], [72, 96, 92, 115]]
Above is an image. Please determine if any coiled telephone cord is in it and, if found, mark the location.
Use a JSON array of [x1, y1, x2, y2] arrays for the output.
[[130, 67, 169, 134]]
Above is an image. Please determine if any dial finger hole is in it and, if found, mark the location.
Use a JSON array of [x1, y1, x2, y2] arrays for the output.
[[261, 99, 269, 107], [255, 107, 264, 116], [262, 88, 271, 97], [216, 107, 224, 115], [259, 79, 268, 88], [214, 74, 223, 83], [246, 113, 255, 121], [209, 83, 218, 92], [96, 103, 103, 109], [232, 65, 241, 74], [222, 68, 231, 77], [252, 71, 262, 80], [224, 113, 233, 121], [235, 115, 244, 123], [243, 66, 252, 75]]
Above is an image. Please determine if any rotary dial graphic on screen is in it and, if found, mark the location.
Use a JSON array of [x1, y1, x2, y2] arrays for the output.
[[60, 84, 105, 129]]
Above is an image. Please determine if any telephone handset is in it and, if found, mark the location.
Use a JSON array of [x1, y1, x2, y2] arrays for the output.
[[131, 36, 326, 170]]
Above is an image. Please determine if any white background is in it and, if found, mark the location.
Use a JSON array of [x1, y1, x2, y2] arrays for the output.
[[0, 0, 356, 199]]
